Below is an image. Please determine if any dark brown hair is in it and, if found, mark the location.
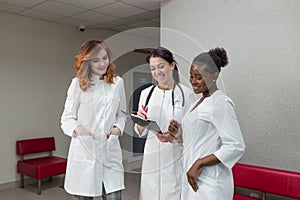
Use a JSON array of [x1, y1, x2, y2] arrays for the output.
[[146, 47, 180, 83], [192, 47, 229, 73]]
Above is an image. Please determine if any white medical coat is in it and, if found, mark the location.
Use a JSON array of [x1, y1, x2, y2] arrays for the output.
[[181, 90, 245, 200], [61, 76, 126, 197], [135, 83, 195, 200]]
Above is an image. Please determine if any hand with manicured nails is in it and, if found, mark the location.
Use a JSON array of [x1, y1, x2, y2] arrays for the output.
[[107, 126, 121, 138]]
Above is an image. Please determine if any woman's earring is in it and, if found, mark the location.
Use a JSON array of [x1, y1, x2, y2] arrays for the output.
[[213, 80, 216, 82]]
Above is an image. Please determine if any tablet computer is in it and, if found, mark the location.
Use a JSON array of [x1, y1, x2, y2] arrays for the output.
[[130, 113, 162, 134]]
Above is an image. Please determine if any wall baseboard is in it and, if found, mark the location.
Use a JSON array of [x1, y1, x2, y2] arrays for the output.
[[0, 175, 65, 191]]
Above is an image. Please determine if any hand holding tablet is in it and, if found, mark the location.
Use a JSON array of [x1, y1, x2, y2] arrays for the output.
[[130, 113, 162, 134]]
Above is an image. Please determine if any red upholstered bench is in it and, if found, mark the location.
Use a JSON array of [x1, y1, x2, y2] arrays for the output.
[[232, 163, 300, 200], [16, 137, 67, 195]]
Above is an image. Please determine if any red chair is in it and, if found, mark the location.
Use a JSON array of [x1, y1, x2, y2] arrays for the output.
[[16, 137, 67, 195], [233, 163, 300, 200]]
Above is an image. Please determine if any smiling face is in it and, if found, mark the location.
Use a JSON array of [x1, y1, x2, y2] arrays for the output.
[[189, 64, 218, 94], [149, 56, 174, 86], [90, 48, 110, 77]]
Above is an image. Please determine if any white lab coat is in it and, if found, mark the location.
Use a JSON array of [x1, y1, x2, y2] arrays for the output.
[[61, 75, 126, 197], [181, 90, 245, 200], [135, 83, 195, 200]]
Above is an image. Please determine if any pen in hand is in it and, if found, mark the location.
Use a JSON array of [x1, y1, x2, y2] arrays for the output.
[[136, 105, 148, 134], [141, 105, 148, 119]]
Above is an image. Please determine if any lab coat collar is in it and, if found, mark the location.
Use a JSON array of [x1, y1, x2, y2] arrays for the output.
[[91, 74, 106, 84]]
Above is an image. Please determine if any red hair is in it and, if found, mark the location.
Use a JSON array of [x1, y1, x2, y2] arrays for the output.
[[75, 39, 116, 92]]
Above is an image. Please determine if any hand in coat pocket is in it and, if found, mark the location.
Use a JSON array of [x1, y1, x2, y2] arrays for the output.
[[75, 125, 95, 139], [74, 136, 95, 163], [106, 126, 121, 139], [106, 135, 122, 164]]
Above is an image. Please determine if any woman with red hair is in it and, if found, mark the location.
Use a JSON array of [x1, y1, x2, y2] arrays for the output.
[[61, 39, 126, 200]]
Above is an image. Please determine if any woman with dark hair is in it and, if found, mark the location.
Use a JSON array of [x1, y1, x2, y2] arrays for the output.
[[134, 47, 195, 200], [164, 47, 245, 199], [61, 39, 126, 200]]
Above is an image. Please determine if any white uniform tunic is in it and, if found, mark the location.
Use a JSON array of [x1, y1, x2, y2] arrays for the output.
[[61, 76, 126, 197], [135, 83, 195, 200], [181, 90, 245, 200]]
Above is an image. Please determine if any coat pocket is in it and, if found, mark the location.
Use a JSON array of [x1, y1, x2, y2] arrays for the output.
[[74, 136, 95, 163], [199, 165, 217, 180], [106, 135, 122, 163]]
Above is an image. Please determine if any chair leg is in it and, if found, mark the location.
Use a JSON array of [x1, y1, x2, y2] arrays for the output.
[[20, 174, 24, 188], [49, 176, 52, 182], [262, 192, 266, 200], [37, 179, 41, 195]]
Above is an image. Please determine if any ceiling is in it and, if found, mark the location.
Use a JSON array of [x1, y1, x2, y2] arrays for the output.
[[0, 0, 161, 32]]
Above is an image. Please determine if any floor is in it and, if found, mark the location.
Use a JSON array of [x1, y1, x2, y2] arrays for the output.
[[0, 173, 141, 200], [0, 173, 295, 200]]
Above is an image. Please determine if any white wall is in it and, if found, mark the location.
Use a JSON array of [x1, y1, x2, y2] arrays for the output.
[[0, 13, 160, 184], [161, 0, 300, 171], [0, 12, 116, 184], [115, 53, 153, 161]]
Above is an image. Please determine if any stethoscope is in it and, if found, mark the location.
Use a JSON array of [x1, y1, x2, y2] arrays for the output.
[[144, 82, 185, 199], [171, 82, 185, 111], [145, 82, 185, 116]]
